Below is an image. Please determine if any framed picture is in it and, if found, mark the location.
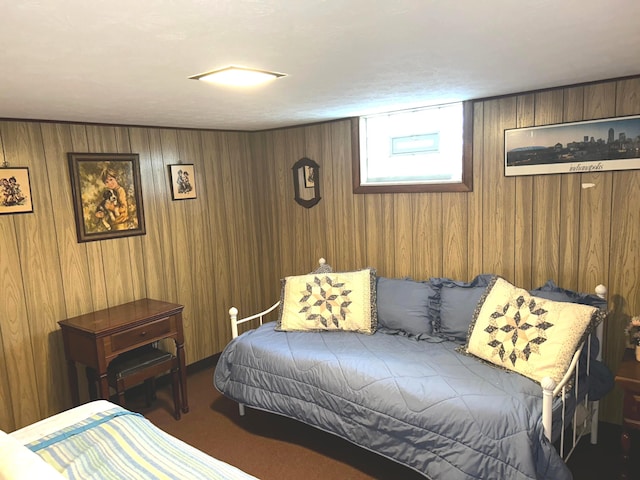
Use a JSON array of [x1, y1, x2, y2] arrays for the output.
[[292, 157, 321, 208], [0, 167, 34, 214], [168, 164, 197, 200], [505, 114, 640, 176], [68, 153, 146, 242], [303, 165, 316, 188]]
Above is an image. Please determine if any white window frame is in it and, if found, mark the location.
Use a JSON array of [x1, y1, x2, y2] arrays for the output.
[[352, 101, 473, 193]]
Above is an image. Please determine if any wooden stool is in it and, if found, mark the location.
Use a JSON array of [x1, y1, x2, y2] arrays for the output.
[[87, 346, 182, 420]]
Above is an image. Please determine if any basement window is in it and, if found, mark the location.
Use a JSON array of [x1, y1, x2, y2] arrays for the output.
[[352, 101, 473, 193]]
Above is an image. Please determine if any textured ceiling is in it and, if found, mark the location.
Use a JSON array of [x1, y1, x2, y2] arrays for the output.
[[1, 0, 639, 131]]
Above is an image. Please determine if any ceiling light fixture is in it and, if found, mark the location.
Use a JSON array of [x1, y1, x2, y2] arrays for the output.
[[189, 66, 286, 87]]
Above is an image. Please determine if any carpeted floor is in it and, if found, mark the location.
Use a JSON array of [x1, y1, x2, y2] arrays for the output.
[[127, 360, 637, 480]]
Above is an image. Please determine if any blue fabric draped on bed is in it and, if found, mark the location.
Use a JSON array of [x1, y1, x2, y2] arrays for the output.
[[214, 322, 597, 480]]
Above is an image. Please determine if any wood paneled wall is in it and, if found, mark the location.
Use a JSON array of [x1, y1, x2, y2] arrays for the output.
[[1, 75, 639, 431], [0, 124, 263, 431], [248, 76, 640, 424]]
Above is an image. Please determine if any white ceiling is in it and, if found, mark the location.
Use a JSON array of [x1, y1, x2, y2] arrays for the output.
[[1, 0, 639, 131]]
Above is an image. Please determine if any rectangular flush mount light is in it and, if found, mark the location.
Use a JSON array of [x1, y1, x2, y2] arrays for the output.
[[189, 65, 286, 87]]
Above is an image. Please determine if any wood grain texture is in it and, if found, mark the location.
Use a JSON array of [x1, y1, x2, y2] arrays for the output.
[[557, 86, 585, 290], [442, 192, 468, 280], [467, 102, 484, 277], [1, 76, 640, 429], [513, 94, 535, 288], [0, 156, 41, 428], [531, 90, 564, 288], [412, 192, 442, 279]]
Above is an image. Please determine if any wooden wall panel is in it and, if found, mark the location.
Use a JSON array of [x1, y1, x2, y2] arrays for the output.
[[467, 102, 484, 277], [0, 120, 256, 428], [1, 122, 69, 418], [557, 86, 585, 290], [303, 124, 334, 265], [176, 130, 212, 361], [248, 131, 280, 309], [394, 193, 413, 277], [285, 128, 311, 273], [513, 94, 535, 288], [330, 121, 366, 272], [200, 131, 233, 348], [441, 193, 467, 280], [40, 124, 92, 318], [481, 98, 518, 279], [412, 193, 443, 279], [0, 172, 40, 429], [530, 91, 564, 288], [0, 129, 19, 430]]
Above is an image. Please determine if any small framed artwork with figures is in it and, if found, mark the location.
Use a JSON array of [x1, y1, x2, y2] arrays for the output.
[[68, 152, 146, 242], [0, 166, 33, 214], [168, 164, 197, 200]]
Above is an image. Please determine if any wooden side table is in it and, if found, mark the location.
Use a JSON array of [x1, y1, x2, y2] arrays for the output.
[[614, 348, 640, 478], [58, 298, 189, 415]]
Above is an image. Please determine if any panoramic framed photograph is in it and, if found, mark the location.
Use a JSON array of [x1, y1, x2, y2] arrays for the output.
[[168, 164, 197, 200], [505, 114, 640, 176], [0, 167, 33, 214], [68, 152, 146, 242]]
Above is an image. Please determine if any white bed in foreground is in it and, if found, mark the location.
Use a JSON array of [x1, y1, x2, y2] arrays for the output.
[[2, 400, 258, 480]]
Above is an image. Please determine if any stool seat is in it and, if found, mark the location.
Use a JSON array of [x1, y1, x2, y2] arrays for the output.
[[109, 347, 174, 379], [87, 345, 181, 420]]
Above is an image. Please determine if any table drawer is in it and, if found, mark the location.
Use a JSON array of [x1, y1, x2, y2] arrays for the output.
[[111, 317, 172, 352]]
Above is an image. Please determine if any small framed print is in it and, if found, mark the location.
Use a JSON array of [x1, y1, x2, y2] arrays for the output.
[[304, 165, 316, 188], [169, 164, 197, 200], [0, 167, 34, 215], [68, 152, 146, 242]]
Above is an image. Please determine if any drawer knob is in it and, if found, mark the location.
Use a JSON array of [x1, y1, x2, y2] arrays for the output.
[[139, 331, 147, 337]]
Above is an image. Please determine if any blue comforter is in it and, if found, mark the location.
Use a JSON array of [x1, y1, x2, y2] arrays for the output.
[[214, 322, 573, 480]]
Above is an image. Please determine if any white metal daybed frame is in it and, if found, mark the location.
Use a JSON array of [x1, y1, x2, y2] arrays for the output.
[[228, 264, 607, 463]]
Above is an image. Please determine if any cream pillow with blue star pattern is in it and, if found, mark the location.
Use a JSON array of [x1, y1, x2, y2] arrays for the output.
[[276, 268, 377, 334], [464, 276, 605, 384]]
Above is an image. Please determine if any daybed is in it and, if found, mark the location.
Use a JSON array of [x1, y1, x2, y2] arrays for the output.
[[214, 260, 614, 480], [2, 400, 258, 480]]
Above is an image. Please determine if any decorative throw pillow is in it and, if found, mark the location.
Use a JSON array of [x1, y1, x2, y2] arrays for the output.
[[376, 277, 435, 336], [429, 274, 493, 341], [276, 267, 377, 334], [464, 276, 606, 385]]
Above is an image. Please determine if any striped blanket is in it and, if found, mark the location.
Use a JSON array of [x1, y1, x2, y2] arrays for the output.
[[26, 407, 258, 480]]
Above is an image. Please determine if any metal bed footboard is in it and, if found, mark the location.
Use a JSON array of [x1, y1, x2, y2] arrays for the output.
[[228, 301, 280, 416], [541, 284, 607, 461]]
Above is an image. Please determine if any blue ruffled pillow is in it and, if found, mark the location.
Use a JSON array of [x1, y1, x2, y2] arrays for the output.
[[530, 280, 606, 309], [429, 274, 494, 342], [376, 277, 435, 337]]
